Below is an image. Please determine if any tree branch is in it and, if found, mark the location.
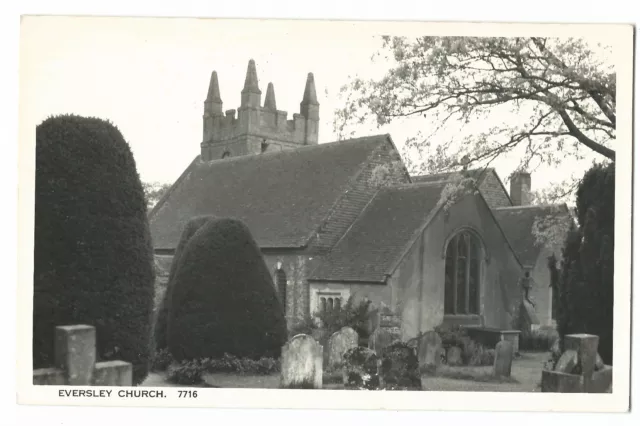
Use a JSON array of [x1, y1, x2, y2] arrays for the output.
[[557, 108, 616, 160]]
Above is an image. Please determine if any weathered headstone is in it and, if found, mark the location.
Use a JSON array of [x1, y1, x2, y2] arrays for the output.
[[368, 326, 400, 355], [564, 334, 599, 390], [280, 334, 323, 389], [327, 327, 359, 370], [33, 325, 133, 386], [493, 340, 514, 377], [417, 331, 442, 374], [555, 349, 579, 374], [446, 346, 463, 366], [55, 325, 97, 385]]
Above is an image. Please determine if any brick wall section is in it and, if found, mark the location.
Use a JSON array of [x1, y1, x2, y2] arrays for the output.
[[480, 171, 513, 209], [308, 141, 410, 255]]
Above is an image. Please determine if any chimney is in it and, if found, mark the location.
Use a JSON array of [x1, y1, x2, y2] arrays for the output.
[[510, 172, 532, 206]]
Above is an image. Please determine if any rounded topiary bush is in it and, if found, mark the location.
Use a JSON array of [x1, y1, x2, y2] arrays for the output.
[[167, 218, 287, 361], [33, 114, 155, 384], [153, 215, 216, 353]]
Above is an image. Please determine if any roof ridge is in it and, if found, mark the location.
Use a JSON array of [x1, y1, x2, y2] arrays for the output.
[[203, 134, 390, 166], [494, 203, 568, 211]]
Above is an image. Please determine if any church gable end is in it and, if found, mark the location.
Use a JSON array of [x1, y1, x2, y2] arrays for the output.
[[308, 136, 411, 254]]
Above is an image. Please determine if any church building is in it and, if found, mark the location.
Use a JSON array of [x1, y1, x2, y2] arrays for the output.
[[149, 60, 570, 340]]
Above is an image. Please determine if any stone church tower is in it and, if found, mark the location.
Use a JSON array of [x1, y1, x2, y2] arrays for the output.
[[200, 59, 320, 161]]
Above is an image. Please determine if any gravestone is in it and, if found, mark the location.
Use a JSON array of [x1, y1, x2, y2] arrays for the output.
[[342, 346, 380, 390], [555, 350, 579, 373], [33, 325, 132, 386], [446, 346, 463, 366], [327, 327, 359, 370], [280, 334, 323, 389], [368, 326, 400, 355], [417, 331, 442, 373], [493, 340, 514, 377]]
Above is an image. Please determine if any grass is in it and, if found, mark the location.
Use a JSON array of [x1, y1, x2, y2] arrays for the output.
[[428, 366, 520, 384]]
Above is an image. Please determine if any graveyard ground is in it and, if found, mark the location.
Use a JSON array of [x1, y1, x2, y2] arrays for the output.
[[141, 351, 549, 391]]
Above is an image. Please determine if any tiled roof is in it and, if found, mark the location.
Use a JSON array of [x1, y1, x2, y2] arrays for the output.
[[412, 168, 489, 184], [493, 204, 571, 267], [149, 135, 392, 249], [308, 182, 447, 283]]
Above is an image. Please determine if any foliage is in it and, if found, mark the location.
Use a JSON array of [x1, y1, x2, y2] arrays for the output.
[[33, 114, 155, 385], [150, 348, 174, 372], [434, 325, 495, 366], [520, 327, 560, 352], [343, 346, 380, 390], [153, 215, 216, 352], [336, 36, 616, 203], [313, 296, 373, 340], [532, 206, 575, 250], [379, 341, 421, 389], [167, 218, 287, 361], [288, 315, 319, 339], [166, 360, 206, 385], [143, 181, 172, 212], [550, 162, 614, 364], [153, 350, 279, 376]]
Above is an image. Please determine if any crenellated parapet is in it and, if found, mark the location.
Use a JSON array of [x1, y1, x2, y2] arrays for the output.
[[201, 59, 320, 161]]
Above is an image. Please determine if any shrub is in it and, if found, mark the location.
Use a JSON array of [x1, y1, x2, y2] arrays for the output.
[[199, 353, 280, 375], [520, 327, 560, 352], [167, 360, 206, 385], [288, 315, 319, 339], [434, 325, 494, 366], [150, 348, 174, 372], [167, 218, 287, 361], [379, 341, 421, 389], [33, 115, 155, 384], [343, 346, 380, 390], [551, 162, 614, 364], [314, 296, 373, 340], [153, 215, 216, 351]]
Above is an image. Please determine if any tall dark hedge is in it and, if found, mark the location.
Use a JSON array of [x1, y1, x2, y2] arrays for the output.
[[33, 114, 155, 384], [153, 215, 216, 351], [167, 218, 287, 361], [550, 162, 615, 364]]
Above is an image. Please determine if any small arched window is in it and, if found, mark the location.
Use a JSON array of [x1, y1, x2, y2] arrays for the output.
[[444, 230, 482, 315]]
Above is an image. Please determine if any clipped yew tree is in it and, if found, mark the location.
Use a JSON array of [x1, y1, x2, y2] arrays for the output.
[[153, 215, 216, 351], [553, 162, 614, 364], [167, 218, 287, 361], [33, 114, 155, 384]]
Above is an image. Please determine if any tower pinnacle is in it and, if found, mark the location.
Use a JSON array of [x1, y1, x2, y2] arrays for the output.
[[301, 73, 319, 105], [242, 59, 261, 94], [206, 71, 222, 102], [264, 82, 277, 110]]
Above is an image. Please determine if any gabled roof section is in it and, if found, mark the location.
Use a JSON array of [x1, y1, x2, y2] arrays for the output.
[[412, 167, 486, 183], [493, 204, 571, 267], [308, 181, 447, 283], [148, 135, 393, 250], [412, 167, 512, 207]]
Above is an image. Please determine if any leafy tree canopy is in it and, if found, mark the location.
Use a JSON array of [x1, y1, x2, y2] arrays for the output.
[[335, 36, 615, 204]]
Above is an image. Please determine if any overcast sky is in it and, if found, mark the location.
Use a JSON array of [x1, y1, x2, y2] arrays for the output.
[[20, 17, 618, 195]]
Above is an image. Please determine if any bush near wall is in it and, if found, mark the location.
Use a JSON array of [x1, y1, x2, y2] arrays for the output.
[[434, 325, 495, 366], [551, 162, 614, 364], [33, 114, 155, 384], [153, 215, 216, 352], [167, 218, 287, 361]]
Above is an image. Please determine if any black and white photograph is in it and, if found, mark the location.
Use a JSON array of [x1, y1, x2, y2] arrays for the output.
[[15, 14, 634, 412]]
